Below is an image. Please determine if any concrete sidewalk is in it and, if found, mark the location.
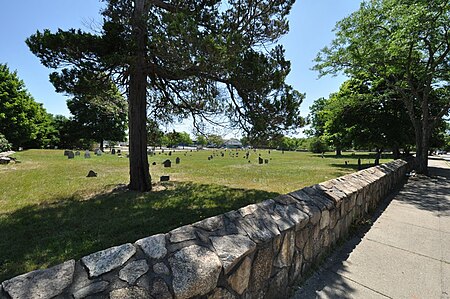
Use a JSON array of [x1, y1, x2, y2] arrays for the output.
[[292, 158, 450, 299]]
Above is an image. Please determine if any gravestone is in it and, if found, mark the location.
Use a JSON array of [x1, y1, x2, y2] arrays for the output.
[[163, 160, 171, 168], [117, 149, 121, 154], [258, 157, 263, 164], [169, 151, 172, 156], [208, 157, 211, 161], [64, 150, 70, 156], [96, 151, 102, 156], [152, 162, 157, 166], [67, 151, 75, 159], [75, 151, 80, 156], [111, 148, 116, 155], [264, 159, 269, 164], [86, 170, 97, 177], [176, 157, 180, 164], [84, 151, 91, 158], [160, 175, 170, 182]]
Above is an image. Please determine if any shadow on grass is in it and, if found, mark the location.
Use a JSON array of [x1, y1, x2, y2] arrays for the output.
[[320, 153, 394, 160], [0, 182, 279, 282]]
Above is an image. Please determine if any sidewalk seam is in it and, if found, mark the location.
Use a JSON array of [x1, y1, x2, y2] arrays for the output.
[[327, 269, 393, 299], [365, 238, 450, 265], [377, 215, 450, 235]]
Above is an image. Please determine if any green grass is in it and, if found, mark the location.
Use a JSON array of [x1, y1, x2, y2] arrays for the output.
[[0, 149, 392, 281]]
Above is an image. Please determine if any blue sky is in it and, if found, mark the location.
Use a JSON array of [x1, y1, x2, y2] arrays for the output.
[[0, 0, 361, 133]]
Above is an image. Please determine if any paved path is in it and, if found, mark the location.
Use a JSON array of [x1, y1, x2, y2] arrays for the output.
[[292, 158, 450, 299]]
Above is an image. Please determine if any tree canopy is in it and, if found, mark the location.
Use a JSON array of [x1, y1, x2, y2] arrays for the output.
[[314, 0, 450, 173], [0, 64, 56, 149], [308, 79, 416, 156], [27, 0, 303, 191]]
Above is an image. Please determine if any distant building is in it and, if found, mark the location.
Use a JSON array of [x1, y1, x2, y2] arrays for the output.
[[223, 139, 243, 149]]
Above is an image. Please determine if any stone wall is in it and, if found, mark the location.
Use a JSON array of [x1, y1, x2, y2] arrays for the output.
[[0, 159, 410, 299]]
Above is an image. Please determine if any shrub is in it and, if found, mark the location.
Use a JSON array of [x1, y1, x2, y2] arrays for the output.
[[0, 133, 12, 152]]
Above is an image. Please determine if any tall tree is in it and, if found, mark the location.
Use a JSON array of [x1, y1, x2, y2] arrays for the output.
[[314, 0, 450, 174], [309, 79, 416, 157], [50, 71, 128, 151], [27, 0, 303, 191], [0, 64, 55, 149]]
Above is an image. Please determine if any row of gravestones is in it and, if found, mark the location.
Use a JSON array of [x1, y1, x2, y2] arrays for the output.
[[64, 149, 125, 159]]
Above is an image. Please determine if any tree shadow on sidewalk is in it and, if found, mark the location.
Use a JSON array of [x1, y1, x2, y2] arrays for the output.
[[390, 165, 450, 215]]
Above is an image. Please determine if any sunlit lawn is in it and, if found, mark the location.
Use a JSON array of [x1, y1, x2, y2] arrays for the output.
[[0, 149, 391, 281]]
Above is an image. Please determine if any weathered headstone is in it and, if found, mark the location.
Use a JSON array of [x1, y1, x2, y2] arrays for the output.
[[84, 150, 91, 158], [163, 160, 171, 168], [117, 149, 121, 154], [67, 151, 75, 159], [96, 150, 102, 156], [160, 176, 170, 182], [264, 159, 269, 164], [176, 157, 180, 164], [168, 151, 172, 156], [111, 148, 116, 155], [208, 157, 211, 161], [87, 170, 97, 177], [258, 157, 263, 164]]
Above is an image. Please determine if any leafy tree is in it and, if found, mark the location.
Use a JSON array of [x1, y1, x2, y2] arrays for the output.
[[51, 72, 128, 151], [207, 134, 224, 148], [305, 97, 328, 138], [314, 0, 450, 174], [309, 137, 329, 153], [165, 131, 180, 148], [195, 135, 208, 148], [0, 64, 54, 149], [309, 79, 416, 157], [147, 119, 164, 148], [27, 0, 303, 191], [178, 132, 193, 148]]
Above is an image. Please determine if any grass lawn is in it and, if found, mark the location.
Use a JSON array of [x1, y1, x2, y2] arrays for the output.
[[0, 149, 392, 281]]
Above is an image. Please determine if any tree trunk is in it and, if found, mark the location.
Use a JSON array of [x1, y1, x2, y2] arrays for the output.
[[415, 124, 430, 175], [335, 147, 342, 156], [99, 140, 104, 152], [392, 144, 400, 159], [128, 0, 151, 191]]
